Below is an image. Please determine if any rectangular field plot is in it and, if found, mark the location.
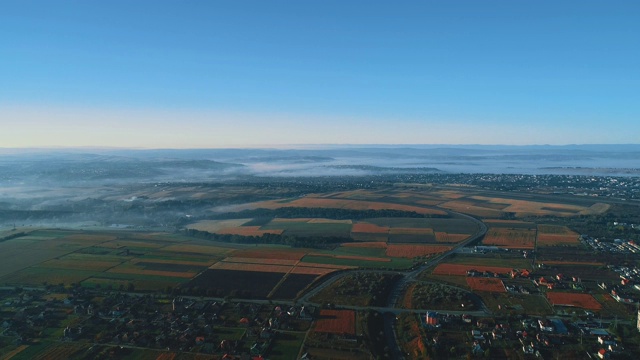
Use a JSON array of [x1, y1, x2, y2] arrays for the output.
[[351, 232, 389, 242], [439, 200, 504, 218], [314, 310, 356, 335], [466, 277, 506, 292], [434, 232, 469, 243], [159, 243, 235, 256], [351, 222, 389, 233], [185, 219, 252, 232], [270, 273, 318, 299], [546, 292, 602, 310], [482, 228, 536, 249], [222, 256, 300, 266], [385, 244, 451, 258], [388, 228, 436, 243], [301, 254, 412, 269], [262, 222, 352, 237], [133, 261, 208, 273], [209, 261, 293, 273], [537, 224, 579, 246], [38, 258, 122, 272], [184, 269, 285, 299], [483, 220, 536, 229], [232, 248, 308, 260], [1, 267, 97, 286], [268, 332, 307, 360]]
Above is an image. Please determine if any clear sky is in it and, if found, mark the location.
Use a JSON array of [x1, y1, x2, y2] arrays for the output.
[[1, 1, 639, 148]]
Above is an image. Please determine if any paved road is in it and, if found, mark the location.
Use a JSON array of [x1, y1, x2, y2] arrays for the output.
[[382, 210, 488, 359], [294, 208, 489, 360]]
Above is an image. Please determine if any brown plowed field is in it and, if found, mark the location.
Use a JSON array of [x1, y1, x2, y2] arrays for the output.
[[466, 277, 506, 292], [546, 292, 602, 310], [482, 228, 536, 249], [351, 223, 390, 233], [314, 310, 356, 335]]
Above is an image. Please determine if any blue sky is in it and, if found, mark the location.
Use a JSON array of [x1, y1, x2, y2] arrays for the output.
[[1, 1, 639, 147]]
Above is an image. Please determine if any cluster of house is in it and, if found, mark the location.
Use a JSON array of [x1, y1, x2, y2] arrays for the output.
[[465, 269, 501, 278], [582, 234, 640, 254], [533, 272, 584, 291], [0, 288, 315, 359], [422, 309, 629, 358]]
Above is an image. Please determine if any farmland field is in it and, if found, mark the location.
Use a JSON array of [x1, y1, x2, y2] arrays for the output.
[[314, 309, 356, 335], [546, 292, 602, 310], [184, 269, 284, 298], [269, 331, 307, 360], [261, 221, 352, 237], [482, 228, 536, 249], [466, 277, 506, 292], [270, 273, 318, 299], [244, 196, 448, 216], [537, 224, 580, 246], [385, 244, 451, 258]]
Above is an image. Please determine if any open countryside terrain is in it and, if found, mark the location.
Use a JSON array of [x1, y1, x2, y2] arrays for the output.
[[0, 183, 637, 360]]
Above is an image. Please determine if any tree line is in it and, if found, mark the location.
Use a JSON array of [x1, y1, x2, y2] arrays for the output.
[[212, 206, 446, 220]]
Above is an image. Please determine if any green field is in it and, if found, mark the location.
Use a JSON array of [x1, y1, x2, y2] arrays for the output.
[[269, 332, 306, 360]]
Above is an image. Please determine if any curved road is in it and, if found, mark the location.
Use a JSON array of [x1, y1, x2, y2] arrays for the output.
[[297, 209, 488, 360]]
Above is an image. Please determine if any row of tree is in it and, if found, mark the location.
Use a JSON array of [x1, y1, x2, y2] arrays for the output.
[[184, 228, 351, 249]]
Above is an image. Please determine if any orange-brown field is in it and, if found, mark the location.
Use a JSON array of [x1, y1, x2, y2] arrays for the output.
[[432, 263, 513, 276], [314, 309, 356, 335], [351, 222, 390, 233], [546, 292, 602, 310], [482, 228, 536, 249], [216, 226, 283, 236], [537, 225, 576, 234], [245, 196, 448, 215], [466, 277, 506, 292], [439, 200, 504, 218], [470, 196, 609, 217], [385, 244, 451, 258], [434, 232, 469, 243], [537, 234, 579, 246], [536, 224, 580, 246]]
